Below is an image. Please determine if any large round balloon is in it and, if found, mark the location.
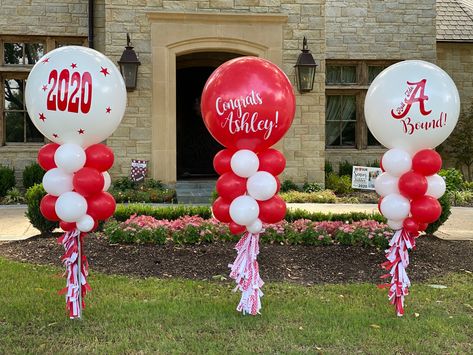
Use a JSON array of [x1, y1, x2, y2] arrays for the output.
[[25, 46, 126, 147], [365, 60, 460, 153], [201, 57, 296, 152]]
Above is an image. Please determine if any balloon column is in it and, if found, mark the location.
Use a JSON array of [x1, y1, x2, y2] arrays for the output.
[[25, 46, 126, 319], [365, 60, 460, 316], [201, 57, 295, 315]]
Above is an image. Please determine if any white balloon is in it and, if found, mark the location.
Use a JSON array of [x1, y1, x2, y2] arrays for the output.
[[374, 172, 399, 197], [102, 171, 111, 191], [42, 168, 73, 196], [231, 150, 259, 178], [247, 171, 277, 201], [25, 46, 127, 148], [229, 195, 259, 226], [426, 174, 446, 199], [77, 214, 95, 233], [387, 219, 404, 231], [54, 143, 86, 173], [382, 149, 412, 177], [365, 60, 460, 154], [380, 193, 411, 221], [55, 192, 88, 223], [247, 219, 263, 234]]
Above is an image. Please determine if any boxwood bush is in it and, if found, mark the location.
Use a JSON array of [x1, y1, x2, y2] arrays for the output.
[[22, 163, 45, 190], [0, 165, 15, 197], [25, 184, 57, 235]]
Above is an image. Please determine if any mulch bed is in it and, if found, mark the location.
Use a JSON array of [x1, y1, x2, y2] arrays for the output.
[[1, 233, 472, 284]]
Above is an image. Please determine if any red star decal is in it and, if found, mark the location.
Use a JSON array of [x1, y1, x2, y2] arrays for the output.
[[53, 133, 58, 138], [106, 107, 111, 114], [39, 113, 46, 121], [42, 85, 48, 91], [100, 67, 110, 76], [42, 57, 50, 63], [78, 129, 85, 135], [71, 63, 77, 69]]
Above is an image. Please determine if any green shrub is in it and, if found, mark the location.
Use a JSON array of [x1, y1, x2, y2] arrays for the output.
[[463, 181, 473, 192], [3, 187, 25, 204], [445, 190, 473, 207], [112, 177, 135, 190], [302, 182, 323, 193], [0, 165, 15, 197], [368, 160, 381, 168], [280, 179, 300, 192], [425, 194, 451, 235], [105, 220, 168, 245], [325, 160, 334, 176], [110, 188, 176, 203], [280, 190, 337, 203], [114, 204, 212, 221], [439, 168, 463, 191], [339, 160, 357, 177], [22, 163, 45, 190], [25, 184, 57, 235], [285, 209, 386, 223], [325, 173, 353, 194]]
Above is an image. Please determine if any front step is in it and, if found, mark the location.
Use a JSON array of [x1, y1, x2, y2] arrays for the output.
[[176, 180, 216, 205]]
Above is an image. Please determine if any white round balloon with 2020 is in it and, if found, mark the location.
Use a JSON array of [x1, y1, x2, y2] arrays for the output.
[[365, 60, 460, 154], [25, 46, 126, 148]]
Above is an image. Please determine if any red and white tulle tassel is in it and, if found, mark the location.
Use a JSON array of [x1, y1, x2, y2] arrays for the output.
[[379, 228, 417, 316], [57, 229, 91, 319], [229, 232, 264, 315]]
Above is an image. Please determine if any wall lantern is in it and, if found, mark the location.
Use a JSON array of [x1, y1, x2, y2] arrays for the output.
[[118, 33, 141, 91], [294, 36, 318, 93]]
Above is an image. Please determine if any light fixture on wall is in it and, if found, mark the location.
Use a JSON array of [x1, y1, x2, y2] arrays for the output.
[[294, 36, 318, 93], [118, 33, 141, 91]]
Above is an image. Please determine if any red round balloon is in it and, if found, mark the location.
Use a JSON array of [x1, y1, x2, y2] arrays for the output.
[[258, 195, 286, 224], [418, 222, 429, 232], [73, 167, 105, 197], [258, 149, 286, 176], [40, 194, 59, 221], [213, 149, 234, 175], [412, 149, 442, 176], [37, 143, 59, 171], [87, 192, 116, 221], [60, 221, 76, 232], [377, 197, 383, 214], [275, 175, 281, 194], [212, 197, 232, 223], [201, 57, 296, 152], [379, 159, 385, 172], [398, 171, 428, 199], [410, 196, 442, 224], [229, 222, 246, 235], [216, 172, 247, 201], [85, 144, 114, 172], [403, 217, 419, 234]]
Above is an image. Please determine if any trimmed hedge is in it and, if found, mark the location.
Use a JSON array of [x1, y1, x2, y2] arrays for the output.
[[25, 184, 57, 235]]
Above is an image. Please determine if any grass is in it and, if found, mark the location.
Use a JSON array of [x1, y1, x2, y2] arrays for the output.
[[0, 257, 472, 354]]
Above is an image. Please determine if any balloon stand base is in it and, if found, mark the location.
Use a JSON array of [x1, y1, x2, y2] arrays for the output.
[[57, 229, 91, 319], [379, 229, 417, 316], [229, 232, 264, 316]]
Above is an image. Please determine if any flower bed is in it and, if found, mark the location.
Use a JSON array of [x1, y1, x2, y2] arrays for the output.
[[104, 214, 391, 249]]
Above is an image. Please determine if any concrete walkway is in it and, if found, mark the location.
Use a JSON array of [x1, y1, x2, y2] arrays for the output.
[[0, 203, 472, 241]]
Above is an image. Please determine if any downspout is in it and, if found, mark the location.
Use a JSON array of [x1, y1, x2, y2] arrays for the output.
[[88, 0, 94, 49]]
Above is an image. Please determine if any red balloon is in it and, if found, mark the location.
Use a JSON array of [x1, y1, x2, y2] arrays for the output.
[[85, 144, 114, 172], [418, 222, 429, 232], [275, 175, 281, 194], [212, 197, 232, 223], [213, 149, 234, 175], [216, 172, 247, 201], [40, 194, 59, 221], [60, 221, 76, 232], [201, 57, 296, 152], [258, 195, 286, 224], [73, 167, 105, 197], [87, 192, 116, 221], [37, 143, 59, 171], [412, 149, 442, 176], [229, 222, 246, 235], [377, 197, 383, 214], [258, 149, 286, 176], [379, 159, 385, 172], [403, 217, 419, 234], [398, 171, 428, 199], [410, 196, 442, 224]]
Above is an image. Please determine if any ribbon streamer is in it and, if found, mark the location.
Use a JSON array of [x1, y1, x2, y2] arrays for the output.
[[57, 229, 91, 319], [229, 232, 264, 315], [379, 228, 417, 316]]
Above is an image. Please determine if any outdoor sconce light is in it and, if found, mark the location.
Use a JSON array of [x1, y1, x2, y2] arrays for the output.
[[118, 33, 141, 91], [294, 36, 318, 93]]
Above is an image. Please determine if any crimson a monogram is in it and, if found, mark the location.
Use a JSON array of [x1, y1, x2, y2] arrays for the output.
[[391, 79, 432, 119]]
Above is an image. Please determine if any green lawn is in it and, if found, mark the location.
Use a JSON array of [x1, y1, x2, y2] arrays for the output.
[[0, 257, 472, 354]]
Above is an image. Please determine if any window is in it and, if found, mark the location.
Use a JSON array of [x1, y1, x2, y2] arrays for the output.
[[325, 61, 396, 149], [0, 36, 87, 145]]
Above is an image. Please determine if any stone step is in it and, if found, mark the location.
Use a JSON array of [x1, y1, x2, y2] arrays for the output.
[[176, 180, 216, 205]]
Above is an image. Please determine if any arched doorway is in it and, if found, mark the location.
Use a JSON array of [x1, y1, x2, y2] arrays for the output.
[[176, 52, 241, 179]]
